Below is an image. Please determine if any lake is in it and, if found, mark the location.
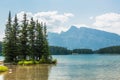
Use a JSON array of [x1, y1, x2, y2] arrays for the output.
[[1, 54, 120, 80]]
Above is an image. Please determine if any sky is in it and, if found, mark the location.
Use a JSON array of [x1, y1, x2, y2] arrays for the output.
[[0, 0, 120, 41]]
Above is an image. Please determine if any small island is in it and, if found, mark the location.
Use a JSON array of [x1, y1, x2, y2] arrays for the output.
[[2, 12, 56, 65]]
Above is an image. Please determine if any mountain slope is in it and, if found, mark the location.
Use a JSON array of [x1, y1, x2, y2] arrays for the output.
[[48, 26, 120, 50]]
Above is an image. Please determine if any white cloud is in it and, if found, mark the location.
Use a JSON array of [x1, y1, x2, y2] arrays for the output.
[[49, 26, 68, 33], [92, 13, 120, 34], [16, 11, 74, 33], [0, 11, 73, 41]]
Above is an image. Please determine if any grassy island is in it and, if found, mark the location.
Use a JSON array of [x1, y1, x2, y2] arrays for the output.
[[18, 59, 57, 65], [2, 12, 56, 64], [0, 66, 8, 72]]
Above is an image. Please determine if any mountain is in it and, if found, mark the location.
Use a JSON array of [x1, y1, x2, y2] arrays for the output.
[[48, 26, 120, 50]]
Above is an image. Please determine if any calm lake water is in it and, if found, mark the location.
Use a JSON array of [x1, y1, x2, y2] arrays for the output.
[[1, 54, 120, 80]]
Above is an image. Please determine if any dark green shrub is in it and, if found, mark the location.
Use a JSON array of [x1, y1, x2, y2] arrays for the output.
[[39, 56, 46, 64], [34, 61, 39, 64], [52, 59, 57, 64]]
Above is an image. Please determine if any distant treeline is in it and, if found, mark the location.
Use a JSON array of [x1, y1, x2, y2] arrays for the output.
[[96, 46, 120, 54], [49, 46, 93, 55], [50, 46, 71, 55], [72, 49, 93, 54], [1, 42, 120, 55], [49, 46, 120, 55]]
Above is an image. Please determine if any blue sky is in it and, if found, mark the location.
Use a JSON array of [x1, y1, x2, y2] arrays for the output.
[[0, 0, 120, 41]]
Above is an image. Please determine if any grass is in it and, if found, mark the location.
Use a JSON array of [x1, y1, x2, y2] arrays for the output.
[[0, 66, 8, 72], [18, 56, 57, 65], [18, 60, 34, 65], [18, 59, 57, 65]]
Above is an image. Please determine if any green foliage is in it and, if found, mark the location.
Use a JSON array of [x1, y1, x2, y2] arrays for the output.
[[39, 55, 57, 64], [18, 60, 34, 65], [72, 49, 93, 54], [24, 61, 33, 65], [19, 13, 29, 60], [18, 58, 57, 65], [3, 12, 54, 64], [50, 46, 71, 55], [28, 18, 36, 59], [34, 61, 39, 64], [0, 66, 8, 72], [39, 56, 46, 64], [18, 61, 24, 65], [35, 21, 44, 59], [96, 46, 120, 54], [2, 11, 13, 62], [11, 14, 19, 61], [52, 59, 57, 64], [50, 46, 93, 55]]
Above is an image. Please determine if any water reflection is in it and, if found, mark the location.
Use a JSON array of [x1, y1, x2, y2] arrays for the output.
[[1, 64, 53, 80]]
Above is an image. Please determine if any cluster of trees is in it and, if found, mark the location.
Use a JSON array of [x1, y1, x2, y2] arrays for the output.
[[72, 49, 93, 54], [3, 12, 52, 62], [50, 46, 71, 55], [49, 46, 93, 55], [50, 46, 120, 55], [96, 46, 120, 54]]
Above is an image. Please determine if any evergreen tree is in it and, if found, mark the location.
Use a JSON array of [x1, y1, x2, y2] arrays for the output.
[[19, 13, 28, 60], [42, 23, 52, 61], [11, 14, 19, 61], [2, 11, 13, 62], [3, 12, 54, 63], [28, 18, 35, 60], [35, 21, 44, 60]]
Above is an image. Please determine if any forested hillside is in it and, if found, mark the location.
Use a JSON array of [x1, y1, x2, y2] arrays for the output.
[[96, 46, 120, 54], [50, 46, 71, 55]]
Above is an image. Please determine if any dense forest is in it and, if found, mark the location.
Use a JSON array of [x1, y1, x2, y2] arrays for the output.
[[72, 49, 93, 54], [49, 47, 93, 55], [96, 46, 120, 54], [2, 12, 53, 63], [50, 46, 71, 55], [50, 46, 120, 54]]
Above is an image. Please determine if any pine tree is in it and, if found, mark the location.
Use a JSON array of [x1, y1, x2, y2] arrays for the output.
[[42, 23, 52, 62], [28, 18, 35, 60], [3, 12, 54, 63], [19, 13, 28, 60], [11, 14, 19, 62], [35, 21, 44, 60], [2, 11, 13, 62]]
